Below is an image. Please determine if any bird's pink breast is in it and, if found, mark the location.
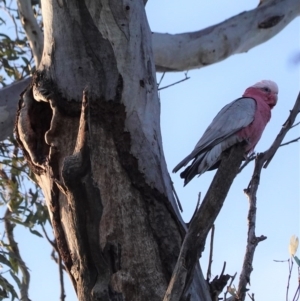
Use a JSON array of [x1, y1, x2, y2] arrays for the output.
[[237, 92, 271, 152]]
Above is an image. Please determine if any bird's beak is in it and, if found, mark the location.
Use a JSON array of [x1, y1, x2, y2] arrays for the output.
[[271, 93, 278, 108], [274, 93, 278, 105]]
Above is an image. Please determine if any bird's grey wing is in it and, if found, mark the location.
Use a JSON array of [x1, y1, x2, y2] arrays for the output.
[[173, 97, 256, 173]]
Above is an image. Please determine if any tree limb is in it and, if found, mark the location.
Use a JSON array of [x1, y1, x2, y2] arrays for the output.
[[236, 91, 300, 301], [0, 0, 298, 140], [0, 77, 31, 141], [163, 144, 245, 301], [16, 0, 43, 66], [153, 0, 299, 71]]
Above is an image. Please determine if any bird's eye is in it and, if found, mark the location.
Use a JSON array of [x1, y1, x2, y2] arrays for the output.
[[262, 87, 271, 93]]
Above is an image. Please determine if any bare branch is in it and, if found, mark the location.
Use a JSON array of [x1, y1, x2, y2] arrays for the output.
[[16, 0, 43, 66], [58, 251, 66, 301], [153, 0, 299, 72], [41, 222, 56, 249], [248, 292, 255, 301], [292, 281, 300, 301], [157, 72, 166, 88], [0, 0, 298, 141], [187, 192, 201, 227], [238, 153, 256, 173], [51, 248, 66, 300], [236, 183, 267, 301], [172, 183, 183, 212], [158, 73, 190, 90], [208, 262, 231, 301], [1, 5, 19, 39], [279, 136, 300, 147], [263, 91, 300, 168], [236, 91, 300, 301], [290, 121, 300, 129], [0, 77, 31, 141], [206, 225, 215, 281], [163, 144, 245, 301], [287, 258, 293, 301]]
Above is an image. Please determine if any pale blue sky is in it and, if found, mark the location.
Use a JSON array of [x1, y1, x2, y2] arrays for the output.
[[2, 1, 300, 300], [147, 1, 300, 300]]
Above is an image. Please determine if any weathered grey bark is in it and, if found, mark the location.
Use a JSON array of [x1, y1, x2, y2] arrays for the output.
[[0, 78, 31, 139], [163, 144, 245, 301], [0, 0, 298, 141], [153, 0, 299, 71], [15, 1, 210, 300], [17, 0, 43, 66]]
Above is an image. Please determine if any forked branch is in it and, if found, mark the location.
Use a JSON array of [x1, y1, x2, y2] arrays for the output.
[[236, 91, 300, 301]]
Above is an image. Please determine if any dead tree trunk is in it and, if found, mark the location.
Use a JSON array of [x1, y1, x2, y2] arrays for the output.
[[15, 1, 210, 300]]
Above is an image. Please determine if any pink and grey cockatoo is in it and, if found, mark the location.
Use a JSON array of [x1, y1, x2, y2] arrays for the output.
[[173, 80, 278, 186]]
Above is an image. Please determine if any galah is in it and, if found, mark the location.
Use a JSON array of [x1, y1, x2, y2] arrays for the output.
[[173, 80, 278, 186]]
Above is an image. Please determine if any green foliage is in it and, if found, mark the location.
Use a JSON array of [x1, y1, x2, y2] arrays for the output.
[[0, 1, 42, 86], [0, 138, 49, 300], [0, 1, 48, 299], [0, 275, 18, 300]]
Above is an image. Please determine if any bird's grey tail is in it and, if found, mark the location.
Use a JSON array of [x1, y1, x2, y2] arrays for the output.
[[172, 154, 194, 173], [180, 161, 200, 186], [179, 153, 208, 185]]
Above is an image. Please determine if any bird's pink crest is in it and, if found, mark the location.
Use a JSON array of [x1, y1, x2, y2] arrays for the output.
[[251, 80, 278, 94]]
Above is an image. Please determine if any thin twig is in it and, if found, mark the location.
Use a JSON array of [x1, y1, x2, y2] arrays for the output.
[[220, 261, 226, 277], [292, 281, 300, 301], [172, 182, 183, 212], [187, 192, 201, 226], [279, 136, 300, 147], [291, 121, 300, 129], [263, 92, 300, 168], [41, 222, 56, 249], [206, 224, 215, 281], [50, 248, 66, 300], [287, 258, 294, 301], [158, 73, 190, 90], [58, 251, 66, 301], [238, 153, 256, 173], [42, 225, 66, 274], [0, 5, 19, 39], [157, 72, 165, 88]]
